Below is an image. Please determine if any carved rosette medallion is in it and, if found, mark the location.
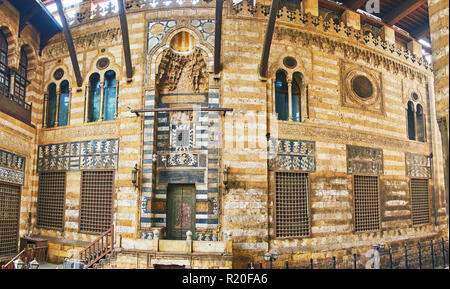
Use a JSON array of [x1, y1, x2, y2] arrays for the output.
[[341, 60, 384, 114]]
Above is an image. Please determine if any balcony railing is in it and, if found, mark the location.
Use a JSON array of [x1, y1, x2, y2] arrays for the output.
[[0, 90, 32, 125], [54, 0, 216, 27]]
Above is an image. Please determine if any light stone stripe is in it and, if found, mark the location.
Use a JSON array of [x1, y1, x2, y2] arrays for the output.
[[312, 106, 404, 130], [314, 55, 339, 66], [195, 224, 219, 229], [384, 160, 405, 166], [315, 189, 349, 197], [386, 200, 408, 206], [223, 215, 266, 223], [316, 142, 346, 150], [313, 213, 352, 221], [311, 225, 350, 233], [223, 97, 265, 105], [231, 243, 268, 250], [223, 73, 260, 81], [384, 170, 405, 176], [223, 229, 268, 237], [314, 76, 339, 86], [312, 202, 350, 209], [310, 118, 404, 139], [316, 154, 346, 161], [116, 226, 135, 234], [223, 85, 265, 94], [223, 201, 266, 209], [313, 65, 339, 75]]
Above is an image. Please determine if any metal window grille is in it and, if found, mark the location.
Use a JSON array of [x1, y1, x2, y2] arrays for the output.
[[80, 171, 114, 234], [354, 175, 380, 232], [176, 129, 189, 147], [275, 172, 310, 238], [0, 31, 9, 97], [37, 172, 66, 230], [0, 183, 20, 257], [410, 178, 430, 225]]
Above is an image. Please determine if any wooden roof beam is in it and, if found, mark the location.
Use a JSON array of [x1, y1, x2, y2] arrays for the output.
[[411, 22, 430, 40], [259, 0, 281, 79], [214, 0, 224, 75], [118, 0, 133, 81], [345, 0, 367, 11], [55, 0, 83, 87], [383, 0, 427, 26]]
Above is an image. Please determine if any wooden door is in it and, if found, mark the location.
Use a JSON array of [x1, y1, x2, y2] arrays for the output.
[[167, 185, 196, 240]]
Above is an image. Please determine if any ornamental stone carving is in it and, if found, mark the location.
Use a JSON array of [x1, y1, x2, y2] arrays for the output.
[[0, 149, 26, 185], [43, 28, 121, 59], [340, 60, 384, 114], [156, 47, 208, 93], [406, 153, 431, 178], [347, 145, 383, 175]]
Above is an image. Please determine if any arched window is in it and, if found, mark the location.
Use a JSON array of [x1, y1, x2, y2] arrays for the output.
[[275, 70, 289, 121], [46, 83, 57, 128], [416, 104, 425, 142], [407, 101, 415, 141], [103, 70, 117, 121], [58, 80, 70, 127], [292, 72, 302, 122], [87, 73, 101, 122], [14, 47, 28, 103], [0, 30, 9, 97]]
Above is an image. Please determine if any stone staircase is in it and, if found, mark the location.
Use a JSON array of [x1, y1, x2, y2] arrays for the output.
[[88, 232, 233, 269]]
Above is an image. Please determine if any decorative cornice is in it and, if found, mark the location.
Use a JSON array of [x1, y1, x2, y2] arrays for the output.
[[62, 0, 215, 27], [274, 26, 428, 82], [43, 27, 121, 59], [230, 0, 432, 76]]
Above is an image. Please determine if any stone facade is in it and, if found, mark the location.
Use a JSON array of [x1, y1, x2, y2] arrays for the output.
[[428, 0, 449, 225], [0, 0, 447, 268]]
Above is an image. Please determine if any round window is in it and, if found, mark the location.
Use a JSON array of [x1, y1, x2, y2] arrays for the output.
[[351, 75, 373, 99], [283, 56, 297, 69], [96, 57, 110, 70], [412, 92, 419, 101], [53, 68, 64, 80]]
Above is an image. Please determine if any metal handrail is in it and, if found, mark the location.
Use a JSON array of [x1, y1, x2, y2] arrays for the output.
[[78, 224, 114, 269], [1, 246, 48, 269], [1, 249, 27, 269]]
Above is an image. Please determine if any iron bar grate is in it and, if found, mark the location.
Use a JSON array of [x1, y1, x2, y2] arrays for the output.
[[37, 172, 66, 230], [354, 175, 380, 232], [80, 170, 114, 234], [275, 172, 310, 238], [0, 183, 20, 257], [410, 178, 430, 225]]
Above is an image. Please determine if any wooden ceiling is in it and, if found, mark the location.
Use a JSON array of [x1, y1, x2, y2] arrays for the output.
[[321, 0, 430, 42]]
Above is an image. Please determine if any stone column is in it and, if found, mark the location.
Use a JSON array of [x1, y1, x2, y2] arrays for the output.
[[287, 78, 292, 121], [43, 94, 48, 128], [54, 89, 60, 127], [428, 0, 449, 222], [99, 81, 104, 121]]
